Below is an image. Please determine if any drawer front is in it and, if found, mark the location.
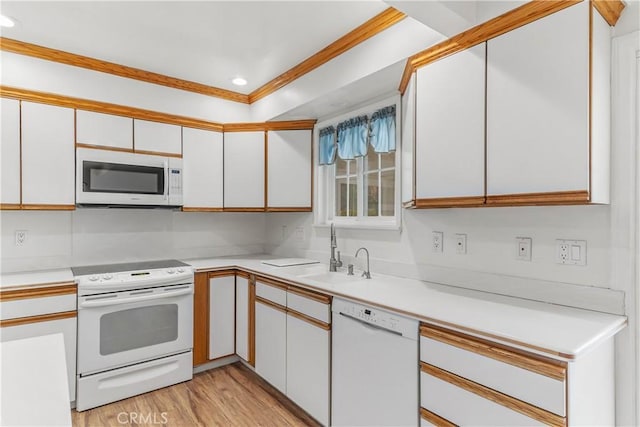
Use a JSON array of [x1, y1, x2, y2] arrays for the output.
[[286, 291, 330, 324], [0, 294, 76, 321], [420, 328, 566, 416], [256, 281, 287, 306], [421, 370, 551, 427]]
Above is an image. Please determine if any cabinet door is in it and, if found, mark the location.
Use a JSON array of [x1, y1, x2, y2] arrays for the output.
[[486, 2, 589, 200], [182, 127, 223, 209], [235, 275, 250, 362], [415, 44, 485, 204], [255, 300, 286, 393], [21, 102, 75, 206], [401, 73, 416, 205], [1, 317, 77, 401], [134, 119, 182, 155], [209, 275, 235, 360], [286, 314, 330, 426], [193, 272, 209, 366], [76, 110, 133, 150], [267, 130, 312, 209], [223, 131, 265, 209], [1, 98, 20, 206]]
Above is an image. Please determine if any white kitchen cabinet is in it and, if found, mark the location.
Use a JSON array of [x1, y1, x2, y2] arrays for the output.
[[134, 119, 182, 155], [415, 43, 485, 206], [486, 1, 608, 204], [182, 127, 224, 210], [208, 274, 235, 360], [21, 102, 75, 207], [267, 130, 312, 210], [235, 273, 251, 362], [255, 298, 287, 393], [223, 131, 265, 209], [1, 98, 20, 207], [76, 110, 133, 150], [401, 73, 416, 206]]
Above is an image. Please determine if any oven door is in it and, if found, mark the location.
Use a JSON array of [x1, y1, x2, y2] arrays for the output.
[[77, 283, 193, 375]]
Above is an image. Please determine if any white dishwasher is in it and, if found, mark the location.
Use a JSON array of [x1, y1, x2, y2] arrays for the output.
[[332, 298, 419, 427]]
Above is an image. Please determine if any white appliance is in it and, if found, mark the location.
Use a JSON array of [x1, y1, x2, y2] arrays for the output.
[[76, 148, 183, 207], [73, 260, 194, 411], [332, 298, 419, 426]]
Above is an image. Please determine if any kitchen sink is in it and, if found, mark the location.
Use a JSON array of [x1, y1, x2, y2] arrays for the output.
[[297, 271, 367, 285]]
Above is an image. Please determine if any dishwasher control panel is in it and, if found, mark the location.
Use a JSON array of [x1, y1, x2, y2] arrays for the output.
[[332, 298, 418, 338]]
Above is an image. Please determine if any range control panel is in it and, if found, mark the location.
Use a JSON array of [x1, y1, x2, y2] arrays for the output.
[[332, 297, 418, 338]]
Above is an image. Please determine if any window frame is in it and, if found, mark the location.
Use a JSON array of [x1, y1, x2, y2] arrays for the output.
[[314, 94, 402, 230]]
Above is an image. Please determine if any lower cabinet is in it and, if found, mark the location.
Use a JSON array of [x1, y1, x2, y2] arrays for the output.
[[209, 272, 236, 360], [235, 272, 253, 363], [255, 297, 288, 393]]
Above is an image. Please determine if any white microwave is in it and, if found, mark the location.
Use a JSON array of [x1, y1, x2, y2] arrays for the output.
[[76, 148, 183, 207]]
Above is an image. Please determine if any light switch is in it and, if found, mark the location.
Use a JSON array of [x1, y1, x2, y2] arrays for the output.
[[571, 245, 581, 261]]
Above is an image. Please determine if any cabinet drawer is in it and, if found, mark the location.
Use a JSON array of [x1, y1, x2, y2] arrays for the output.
[[421, 366, 565, 427], [256, 280, 287, 306], [1, 293, 76, 321], [286, 288, 330, 324], [420, 325, 566, 416]]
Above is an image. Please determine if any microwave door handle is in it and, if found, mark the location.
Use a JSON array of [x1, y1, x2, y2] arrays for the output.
[[163, 160, 169, 200], [79, 287, 192, 309]]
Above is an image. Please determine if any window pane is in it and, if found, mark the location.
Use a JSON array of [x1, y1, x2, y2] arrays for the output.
[[336, 158, 348, 176], [335, 177, 348, 216], [348, 181, 357, 217], [365, 172, 379, 217], [366, 151, 379, 173], [381, 170, 395, 216], [380, 151, 395, 169]]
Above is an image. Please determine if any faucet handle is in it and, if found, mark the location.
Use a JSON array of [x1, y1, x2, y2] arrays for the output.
[[336, 250, 343, 267]]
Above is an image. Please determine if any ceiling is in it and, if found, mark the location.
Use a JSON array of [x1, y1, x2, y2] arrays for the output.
[[0, 1, 390, 94]]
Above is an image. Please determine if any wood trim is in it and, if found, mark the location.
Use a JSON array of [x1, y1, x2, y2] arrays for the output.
[[133, 149, 182, 159], [399, 0, 581, 94], [255, 276, 289, 292], [485, 190, 590, 206], [1, 85, 225, 132], [592, 0, 625, 25], [248, 8, 406, 103], [0, 310, 76, 328], [589, 2, 594, 203], [255, 295, 287, 314], [264, 120, 317, 131], [0, 283, 76, 301], [286, 308, 331, 331], [208, 270, 237, 279], [420, 407, 457, 427], [222, 207, 266, 213], [236, 270, 250, 279], [265, 207, 313, 212], [421, 323, 567, 381], [248, 278, 256, 367], [193, 272, 210, 366], [222, 123, 269, 132], [0, 38, 249, 104], [398, 61, 414, 97], [421, 362, 566, 427], [0, 204, 22, 210], [75, 143, 133, 153], [414, 196, 486, 208], [20, 204, 75, 210], [181, 207, 225, 212], [287, 285, 331, 304], [264, 131, 269, 210], [402, 200, 416, 209]]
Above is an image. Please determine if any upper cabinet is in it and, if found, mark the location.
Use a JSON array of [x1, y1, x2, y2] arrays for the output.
[[267, 130, 312, 211], [76, 110, 133, 150], [134, 119, 182, 155], [182, 127, 224, 210], [21, 102, 75, 208], [1, 98, 21, 208], [223, 131, 265, 210]]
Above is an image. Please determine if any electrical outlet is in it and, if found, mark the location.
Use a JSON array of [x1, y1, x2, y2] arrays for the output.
[[294, 226, 305, 243], [556, 239, 586, 265], [432, 231, 443, 253], [15, 230, 27, 246], [455, 233, 467, 254], [516, 237, 532, 261]]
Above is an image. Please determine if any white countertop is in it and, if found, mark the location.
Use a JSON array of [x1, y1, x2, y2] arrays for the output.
[[0, 333, 72, 426], [0, 268, 75, 289]]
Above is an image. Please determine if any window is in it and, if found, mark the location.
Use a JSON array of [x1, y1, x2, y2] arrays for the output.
[[315, 97, 400, 229]]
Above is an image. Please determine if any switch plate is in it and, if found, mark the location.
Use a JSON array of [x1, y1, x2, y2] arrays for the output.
[[455, 233, 467, 254], [15, 230, 27, 246], [432, 231, 443, 253], [556, 239, 586, 265], [294, 226, 305, 243], [516, 237, 532, 261]]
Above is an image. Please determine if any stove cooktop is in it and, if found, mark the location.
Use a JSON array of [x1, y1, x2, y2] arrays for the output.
[[71, 259, 189, 276]]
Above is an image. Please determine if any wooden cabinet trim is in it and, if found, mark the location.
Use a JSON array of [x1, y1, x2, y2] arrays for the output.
[[182, 207, 224, 212], [420, 407, 457, 427], [0, 204, 22, 210], [248, 278, 256, 366], [399, 0, 581, 95], [421, 324, 567, 381], [592, 0, 625, 26], [414, 196, 486, 208], [287, 285, 331, 305], [421, 362, 566, 427], [235, 271, 250, 279], [20, 204, 75, 210], [0, 310, 76, 328], [255, 295, 287, 314], [223, 120, 316, 132], [287, 308, 331, 331], [193, 272, 210, 366], [75, 143, 134, 154], [222, 207, 266, 213], [208, 270, 237, 279], [265, 207, 313, 213], [131, 149, 182, 159], [486, 190, 590, 206], [0, 283, 76, 301], [255, 277, 289, 292]]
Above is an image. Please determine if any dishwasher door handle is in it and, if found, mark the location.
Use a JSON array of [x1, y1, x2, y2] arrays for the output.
[[339, 312, 403, 336]]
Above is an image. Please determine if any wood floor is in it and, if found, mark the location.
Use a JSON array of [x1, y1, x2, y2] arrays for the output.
[[72, 362, 321, 427]]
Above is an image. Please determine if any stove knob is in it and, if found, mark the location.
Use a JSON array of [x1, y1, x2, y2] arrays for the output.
[[167, 269, 175, 274], [103, 274, 113, 281], [89, 275, 99, 282]]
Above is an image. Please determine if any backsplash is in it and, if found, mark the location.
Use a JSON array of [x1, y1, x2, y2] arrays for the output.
[[0, 209, 266, 272]]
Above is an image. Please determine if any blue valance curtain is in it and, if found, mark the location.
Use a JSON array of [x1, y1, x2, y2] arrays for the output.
[[318, 105, 395, 166]]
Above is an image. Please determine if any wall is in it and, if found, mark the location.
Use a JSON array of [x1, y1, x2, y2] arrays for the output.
[[0, 210, 266, 273]]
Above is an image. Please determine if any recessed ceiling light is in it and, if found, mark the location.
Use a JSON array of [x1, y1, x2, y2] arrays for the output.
[[0, 14, 16, 28], [232, 77, 247, 86]]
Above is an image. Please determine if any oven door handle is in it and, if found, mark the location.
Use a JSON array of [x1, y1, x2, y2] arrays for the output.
[[79, 287, 192, 308]]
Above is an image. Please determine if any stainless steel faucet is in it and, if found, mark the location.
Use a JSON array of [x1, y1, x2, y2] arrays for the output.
[[354, 247, 371, 279], [329, 223, 342, 272]]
